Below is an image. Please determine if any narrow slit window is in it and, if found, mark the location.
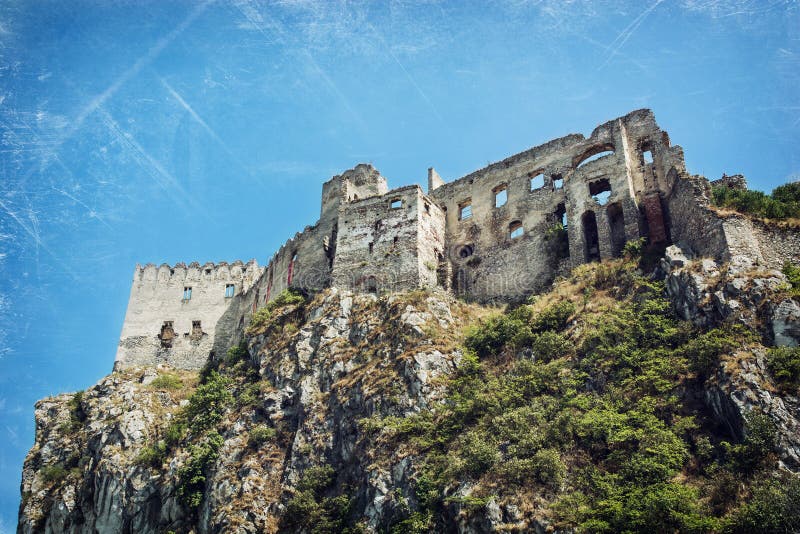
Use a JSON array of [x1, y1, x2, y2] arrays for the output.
[[459, 200, 472, 220], [494, 186, 507, 208], [509, 221, 524, 239], [424, 202, 431, 214], [225, 283, 235, 298], [183, 287, 192, 301], [368, 242, 374, 254], [530, 172, 545, 190]]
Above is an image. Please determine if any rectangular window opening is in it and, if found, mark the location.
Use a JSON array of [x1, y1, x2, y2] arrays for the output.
[[552, 174, 564, 189], [459, 200, 472, 221], [494, 187, 507, 208], [183, 287, 192, 301], [530, 172, 545, 190], [589, 178, 612, 206], [643, 150, 654, 164], [390, 198, 402, 209], [225, 283, 235, 298]]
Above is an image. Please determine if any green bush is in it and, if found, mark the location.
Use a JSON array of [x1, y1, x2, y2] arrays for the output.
[[282, 465, 362, 533], [177, 431, 224, 510], [248, 425, 276, 448], [783, 261, 800, 291], [297, 465, 336, 493], [149, 373, 183, 390], [225, 343, 249, 365], [767, 345, 800, 390], [183, 371, 233, 436], [247, 289, 305, 333], [532, 301, 575, 332], [725, 475, 800, 533], [711, 182, 800, 220], [136, 441, 168, 467], [725, 411, 778, 472], [40, 464, 68, 484], [623, 237, 647, 258]]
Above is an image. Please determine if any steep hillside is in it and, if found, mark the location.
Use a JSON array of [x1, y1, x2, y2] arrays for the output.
[[18, 255, 800, 533]]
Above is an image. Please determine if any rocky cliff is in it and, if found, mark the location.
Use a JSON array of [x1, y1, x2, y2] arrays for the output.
[[17, 256, 800, 533]]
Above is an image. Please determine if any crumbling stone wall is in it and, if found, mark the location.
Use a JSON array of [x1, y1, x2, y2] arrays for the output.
[[114, 260, 262, 370], [116, 109, 800, 370], [427, 109, 685, 301], [666, 172, 765, 263], [332, 185, 446, 293]]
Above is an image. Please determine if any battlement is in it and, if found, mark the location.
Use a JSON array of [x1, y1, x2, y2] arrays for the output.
[[134, 259, 262, 283]]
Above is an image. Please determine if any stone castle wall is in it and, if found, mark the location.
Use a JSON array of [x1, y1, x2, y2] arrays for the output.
[[115, 109, 800, 370], [114, 261, 263, 370]]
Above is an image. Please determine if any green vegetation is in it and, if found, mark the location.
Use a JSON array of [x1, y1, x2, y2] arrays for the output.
[[783, 261, 800, 294], [58, 390, 87, 434], [247, 289, 305, 333], [282, 465, 363, 533], [135, 442, 168, 468], [177, 431, 224, 510], [225, 343, 249, 365], [149, 373, 183, 390], [40, 464, 68, 484], [711, 181, 800, 221], [766, 345, 800, 391], [363, 259, 798, 533], [248, 424, 276, 448]]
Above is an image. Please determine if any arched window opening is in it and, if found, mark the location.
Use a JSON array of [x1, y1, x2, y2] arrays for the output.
[[589, 178, 612, 206], [457, 244, 474, 258], [509, 221, 524, 239], [575, 144, 615, 169], [366, 276, 378, 294], [529, 172, 545, 190], [582, 211, 600, 262], [494, 185, 508, 207], [607, 202, 626, 257]]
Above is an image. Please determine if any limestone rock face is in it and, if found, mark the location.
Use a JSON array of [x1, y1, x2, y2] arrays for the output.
[[664, 250, 799, 346], [705, 349, 800, 471], [17, 290, 469, 534]]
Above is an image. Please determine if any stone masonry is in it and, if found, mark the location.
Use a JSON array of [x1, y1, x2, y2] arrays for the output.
[[114, 109, 800, 370]]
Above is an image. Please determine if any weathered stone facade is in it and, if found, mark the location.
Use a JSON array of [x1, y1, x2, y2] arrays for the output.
[[115, 109, 800, 370], [114, 261, 262, 370]]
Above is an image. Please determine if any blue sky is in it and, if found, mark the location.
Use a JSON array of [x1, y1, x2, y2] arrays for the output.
[[0, 0, 798, 529]]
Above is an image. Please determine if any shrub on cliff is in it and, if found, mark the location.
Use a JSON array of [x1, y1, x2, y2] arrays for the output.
[[711, 181, 800, 220], [246, 289, 305, 334], [767, 345, 800, 391]]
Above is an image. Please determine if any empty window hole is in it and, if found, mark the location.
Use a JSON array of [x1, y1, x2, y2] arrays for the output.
[[530, 172, 545, 190]]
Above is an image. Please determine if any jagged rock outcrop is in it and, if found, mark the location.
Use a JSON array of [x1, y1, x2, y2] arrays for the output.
[[663, 245, 800, 473], [19, 259, 800, 533], [18, 290, 468, 534], [663, 245, 799, 347]]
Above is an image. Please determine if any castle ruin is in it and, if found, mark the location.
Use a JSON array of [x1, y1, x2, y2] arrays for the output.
[[115, 109, 799, 370]]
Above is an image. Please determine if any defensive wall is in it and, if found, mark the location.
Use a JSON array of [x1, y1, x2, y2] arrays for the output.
[[114, 261, 262, 370], [115, 109, 800, 370]]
